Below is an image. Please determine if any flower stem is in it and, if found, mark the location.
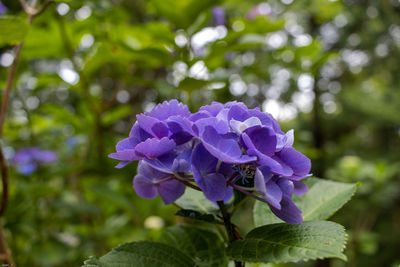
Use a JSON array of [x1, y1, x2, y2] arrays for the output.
[[173, 174, 202, 191], [216, 201, 244, 267], [228, 181, 270, 204]]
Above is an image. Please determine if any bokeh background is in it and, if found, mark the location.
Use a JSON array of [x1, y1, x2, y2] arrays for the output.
[[1, 0, 400, 266]]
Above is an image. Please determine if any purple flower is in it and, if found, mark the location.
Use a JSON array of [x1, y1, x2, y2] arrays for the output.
[[133, 161, 185, 204], [212, 7, 225, 26], [110, 100, 311, 224], [12, 147, 57, 175], [108, 100, 193, 168], [191, 143, 233, 202], [190, 101, 311, 223], [0, 1, 7, 14]]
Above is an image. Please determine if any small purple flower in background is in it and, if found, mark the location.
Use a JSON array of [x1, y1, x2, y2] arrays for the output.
[[12, 147, 57, 175], [212, 7, 225, 26], [0, 1, 7, 14], [110, 100, 311, 224]]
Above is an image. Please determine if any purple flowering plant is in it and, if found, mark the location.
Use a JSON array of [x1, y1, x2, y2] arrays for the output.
[[95, 100, 356, 266], [110, 100, 310, 224], [12, 147, 57, 175]]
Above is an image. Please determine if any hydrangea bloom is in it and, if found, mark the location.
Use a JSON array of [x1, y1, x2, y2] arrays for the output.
[[12, 147, 57, 175], [110, 100, 311, 224]]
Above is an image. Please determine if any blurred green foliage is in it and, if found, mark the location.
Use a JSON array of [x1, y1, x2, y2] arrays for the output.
[[0, 0, 399, 266]]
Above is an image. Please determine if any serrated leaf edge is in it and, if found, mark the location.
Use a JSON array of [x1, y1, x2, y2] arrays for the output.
[[303, 181, 358, 220], [227, 222, 348, 263]]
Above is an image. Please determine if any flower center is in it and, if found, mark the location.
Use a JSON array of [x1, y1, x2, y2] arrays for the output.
[[232, 164, 256, 188]]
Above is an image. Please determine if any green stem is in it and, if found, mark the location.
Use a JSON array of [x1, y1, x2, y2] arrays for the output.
[[216, 201, 244, 267]]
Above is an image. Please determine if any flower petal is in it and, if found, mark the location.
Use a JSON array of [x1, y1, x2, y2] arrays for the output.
[[278, 147, 311, 176], [145, 99, 191, 120], [276, 178, 294, 195], [193, 117, 229, 136], [108, 149, 141, 161], [276, 129, 294, 151], [135, 137, 176, 159], [242, 126, 277, 156], [293, 181, 308, 196], [158, 179, 186, 204], [230, 117, 262, 135], [202, 173, 227, 202], [201, 126, 256, 164], [270, 195, 303, 224], [199, 102, 224, 116], [192, 143, 231, 201], [133, 174, 158, 199], [136, 114, 169, 138], [255, 168, 282, 209]]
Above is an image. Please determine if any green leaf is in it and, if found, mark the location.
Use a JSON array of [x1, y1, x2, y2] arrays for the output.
[[82, 241, 195, 267], [178, 77, 210, 92], [160, 225, 227, 267], [101, 104, 133, 126], [0, 16, 29, 46], [150, 0, 216, 29], [175, 187, 219, 214], [175, 209, 218, 223], [226, 221, 347, 263], [254, 177, 358, 226]]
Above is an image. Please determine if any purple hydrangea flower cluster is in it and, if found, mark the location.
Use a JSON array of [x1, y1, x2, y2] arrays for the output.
[[12, 147, 57, 175], [109, 100, 311, 224]]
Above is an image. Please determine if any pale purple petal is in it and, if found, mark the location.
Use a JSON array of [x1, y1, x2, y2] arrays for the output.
[[278, 147, 311, 176], [136, 114, 169, 138], [192, 143, 219, 174], [108, 149, 141, 161], [259, 155, 290, 175], [265, 180, 283, 209], [129, 122, 152, 143], [202, 173, 227, 202], [166, 116, 194, 145], [193, 117, 229, 136], [158, 179, 186, 204], [116, 161, 130, 168], [144, 153, 176, 174], [145, 99, 191, 120], [135, 137, 176, 159], [189, 111, 211, 122], [255, 168, 282, 209], [201, 126, 256, 164], [229, 117, 262, 135], [137, 161, 169, 180], [227, 104, 249, 122], [133, 174, 158, 199], [276, 129, 294, 151], [242, 126, 276, 156], [116, 138, 134, 151], [293, 181, 308, 196], [270, 195, 303, 224], [199, 102, 224, 116], [223, 186, 234, 203], [276, 178, 294, 195], [270, 156, 294, 176], [192, 143, 230, 201], [247, 108, 283, 134]]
